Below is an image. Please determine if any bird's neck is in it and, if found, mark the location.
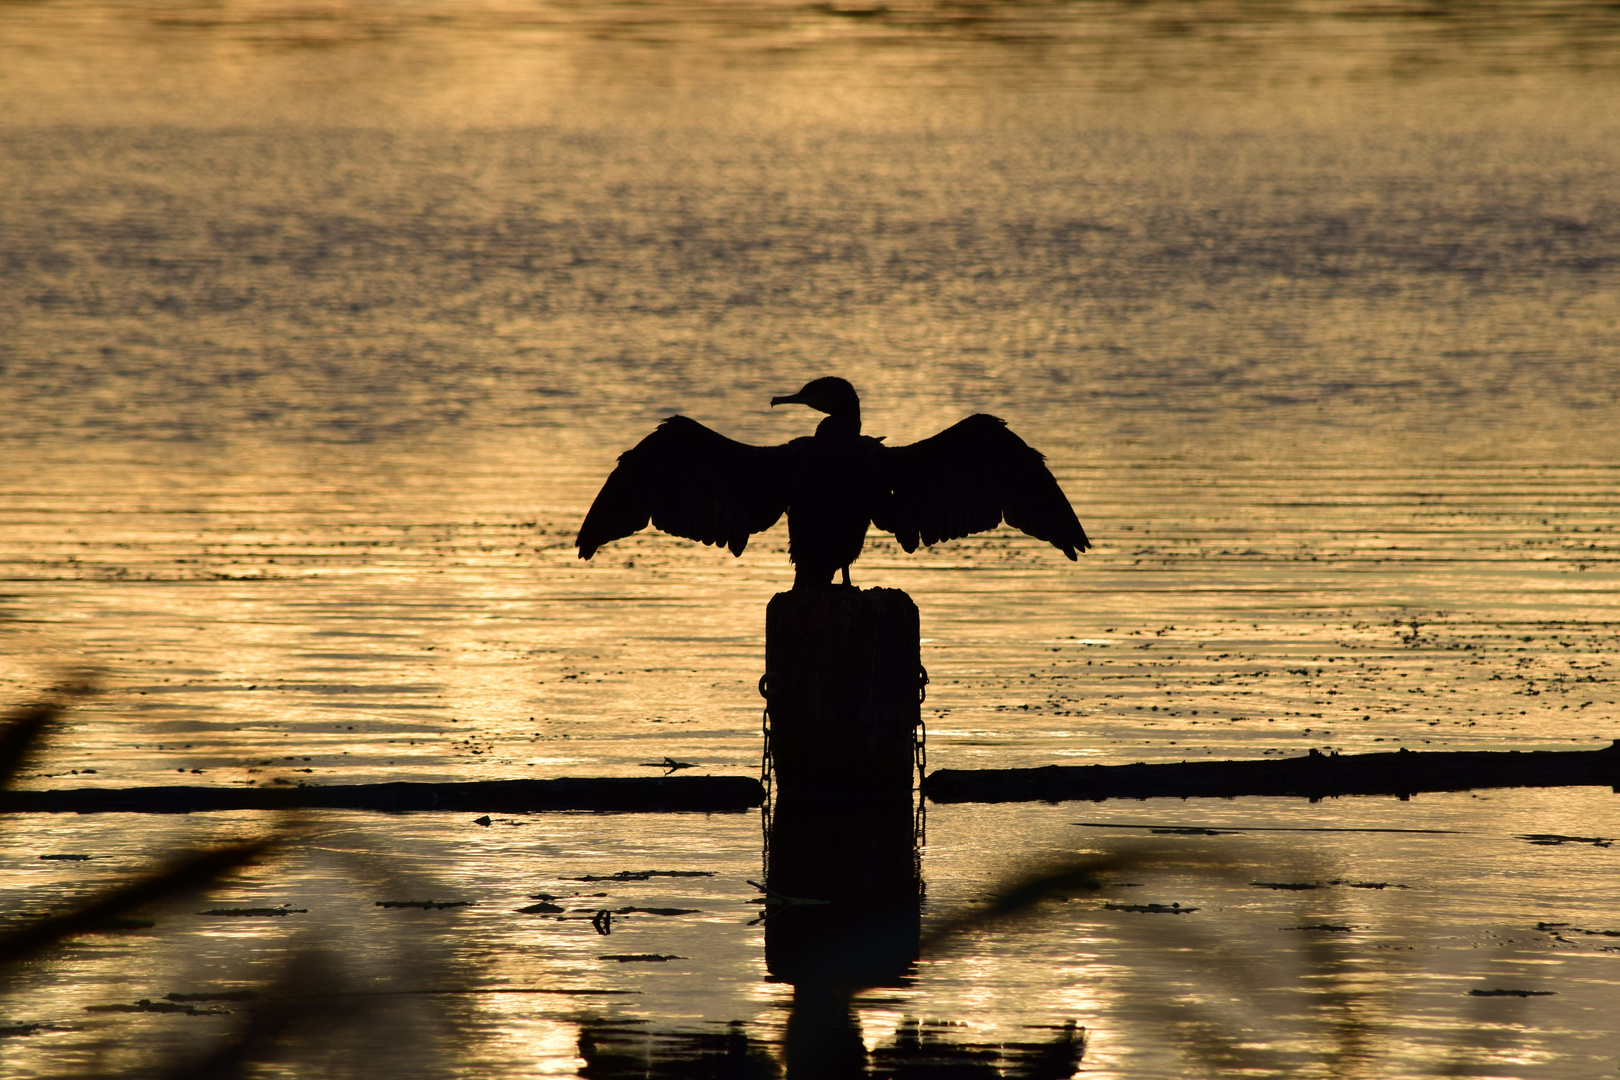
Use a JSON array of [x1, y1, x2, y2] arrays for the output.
[[815, 409, 861, 438]]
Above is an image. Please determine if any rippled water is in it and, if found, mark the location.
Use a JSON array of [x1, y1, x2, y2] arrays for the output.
[[2, 3, 1619, 1077]]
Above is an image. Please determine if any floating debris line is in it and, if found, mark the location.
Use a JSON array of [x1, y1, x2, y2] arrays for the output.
[[7, 745, 1616, 816], [925, 742, 1620, 803], [0, 777, 765, 815]]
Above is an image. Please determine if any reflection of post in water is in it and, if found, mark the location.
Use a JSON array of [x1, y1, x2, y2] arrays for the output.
[[760, 587, 925, 1076], [769, 790, 921, 1078]]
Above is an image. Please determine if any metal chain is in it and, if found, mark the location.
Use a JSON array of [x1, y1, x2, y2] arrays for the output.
[[758, 672, 774, 794], [913, 790, 927, 869], [914, 664, 929, 786], [760, 702, 773, 801], [914, 715, 927, 786], [758, 673, 774, 875], [913, 663, 928, 856]]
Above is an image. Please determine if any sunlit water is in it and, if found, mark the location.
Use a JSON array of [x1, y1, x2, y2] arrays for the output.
[[2, 3, 1618, 1076]]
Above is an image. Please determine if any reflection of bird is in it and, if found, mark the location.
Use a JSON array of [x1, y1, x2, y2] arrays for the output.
[[576, 377, 1090, 589]]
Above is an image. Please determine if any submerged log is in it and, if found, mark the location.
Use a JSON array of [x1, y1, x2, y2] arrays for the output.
[[922, 742, 1620, 804], [0, 776, 765, 815]]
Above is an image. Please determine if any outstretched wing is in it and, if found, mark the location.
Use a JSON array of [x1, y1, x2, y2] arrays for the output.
[[872, 414, 1090, 559], [576, 416, 789, 559]]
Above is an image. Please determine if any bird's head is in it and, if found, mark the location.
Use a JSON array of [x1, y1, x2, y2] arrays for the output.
[[770, 377, 860, 418]]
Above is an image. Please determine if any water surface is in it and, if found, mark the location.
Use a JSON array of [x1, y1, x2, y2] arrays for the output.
[[1, 3, 1618, 1076]]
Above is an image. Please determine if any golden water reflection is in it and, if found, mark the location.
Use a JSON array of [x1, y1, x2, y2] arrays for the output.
[[4, 795, 1620, 1076], [2, 2, 1619, 1075]]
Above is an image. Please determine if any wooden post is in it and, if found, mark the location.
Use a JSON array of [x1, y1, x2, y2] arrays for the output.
[[763, 586, 921, 801], [762, 587, 923, 989]]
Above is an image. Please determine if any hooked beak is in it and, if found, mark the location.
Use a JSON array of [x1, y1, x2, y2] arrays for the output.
[[770, 392, 805, 408]]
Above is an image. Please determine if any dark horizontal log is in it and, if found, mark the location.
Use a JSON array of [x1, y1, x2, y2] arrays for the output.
[[0, 776, 767, 815], [922, 742, 1620, 804]]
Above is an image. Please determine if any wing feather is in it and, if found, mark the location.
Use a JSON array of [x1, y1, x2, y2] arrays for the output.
[[873, 414, 1090, 559], [576, 416, 788, 559]]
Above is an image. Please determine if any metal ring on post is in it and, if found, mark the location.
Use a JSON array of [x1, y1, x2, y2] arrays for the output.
[[758, 672, 771, 700], [917, 664, 929, 705]]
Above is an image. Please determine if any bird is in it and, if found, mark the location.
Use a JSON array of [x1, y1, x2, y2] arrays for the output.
[[575, 377, 1090, 589]]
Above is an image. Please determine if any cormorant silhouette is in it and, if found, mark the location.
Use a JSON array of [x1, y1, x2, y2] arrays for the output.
[[576, 377, 1090, 589]]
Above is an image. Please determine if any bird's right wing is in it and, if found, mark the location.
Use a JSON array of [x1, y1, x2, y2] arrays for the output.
[[576, 416, 790, 559], [873, 414, 1090, 559]]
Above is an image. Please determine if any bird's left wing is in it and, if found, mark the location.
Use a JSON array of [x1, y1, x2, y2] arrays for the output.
[[576, 415, 790, 559], [872, 414, 1090, 559]]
